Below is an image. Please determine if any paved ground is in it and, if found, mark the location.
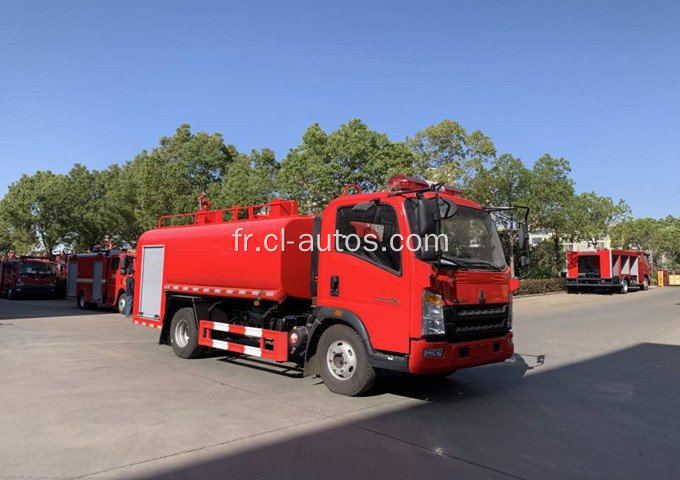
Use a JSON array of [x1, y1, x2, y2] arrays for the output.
[[1, 288, 679, 480]]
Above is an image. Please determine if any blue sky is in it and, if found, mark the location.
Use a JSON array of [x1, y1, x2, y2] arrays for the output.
[[1, 0, 678, 217]]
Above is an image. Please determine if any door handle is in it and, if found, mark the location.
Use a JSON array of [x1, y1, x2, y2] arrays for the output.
[[330, 276, 339, 296]]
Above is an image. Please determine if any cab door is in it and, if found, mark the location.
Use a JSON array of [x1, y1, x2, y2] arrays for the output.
[[316, 200, 411, 354]]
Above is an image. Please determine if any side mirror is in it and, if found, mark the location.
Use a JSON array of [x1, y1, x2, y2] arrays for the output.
[[518, 223, 529, 250], [418, 197, 439, 236], [520, 254, 530, 268]]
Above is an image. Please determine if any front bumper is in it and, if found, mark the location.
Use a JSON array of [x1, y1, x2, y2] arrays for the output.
[[16, 284, 55, 294], [408, 333, 514, 374]]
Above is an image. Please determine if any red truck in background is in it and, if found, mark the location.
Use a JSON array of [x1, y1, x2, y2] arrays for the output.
[[0, 256, 58, 299], [566, 249, 651, 294], [67, 249, 135, 312], [131, 177, 530, 395]]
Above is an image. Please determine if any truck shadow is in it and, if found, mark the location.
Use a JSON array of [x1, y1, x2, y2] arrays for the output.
[[124, 343, 680, 480], [0, 299, 115, 320]]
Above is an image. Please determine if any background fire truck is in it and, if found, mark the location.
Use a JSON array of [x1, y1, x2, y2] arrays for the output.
[[566, 249, 651, 294], [67, 249, 135, 312], [0, 255, 58, 299], [131, 177, 529, 396]]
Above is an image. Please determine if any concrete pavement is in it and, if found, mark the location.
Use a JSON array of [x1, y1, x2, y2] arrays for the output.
[[1, 288, 679, 479]]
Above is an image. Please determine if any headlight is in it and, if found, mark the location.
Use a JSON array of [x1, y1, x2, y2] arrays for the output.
[[422, 290, 445, 335]]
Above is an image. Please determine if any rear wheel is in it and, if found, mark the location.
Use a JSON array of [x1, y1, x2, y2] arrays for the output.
[[318, 324, 376, 396], [620, 279, 629, 294], [640, 277, 649, 291], [77, 292, 87, 309], [169, 307, 205, 359], [116, 293, 126, 314]]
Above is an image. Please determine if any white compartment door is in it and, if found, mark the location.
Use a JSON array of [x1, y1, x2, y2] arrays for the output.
[[139, 246, 165, 320], [92, 261, 103, 301], [67, 262, 78, 298]]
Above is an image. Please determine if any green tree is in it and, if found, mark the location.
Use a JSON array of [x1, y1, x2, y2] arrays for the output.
[[128, 124, 237, 231], [408, 119, 496, 188], [278, 119, 415, 212], [466, 153, 532, 275], [565, 192, 630, 244], [0, 171, 71, 255], [220, 148, 278, 207]]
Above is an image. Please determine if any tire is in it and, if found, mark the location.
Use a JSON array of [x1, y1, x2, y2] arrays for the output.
[[116, 293, 126, 314], [620, 279, 629, 294], [640, 277, 649, 291], [77, 292, 87, 309], [169, 307, 205, 359], [7, 287, 16, 300], [318, 324, 377, 396]]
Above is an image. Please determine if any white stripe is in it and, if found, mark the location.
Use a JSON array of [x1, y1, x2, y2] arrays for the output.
[[265, 291, 275, 297], [211, 340, 262, 357], [244, 326, 263, 337], [173, 285, 179, 290], [238, 289, 246, 295], [214, 288, 221, 293], [203, 288, 210, 293], [182, 286, 189, 291], [226, 289, 233, 294], [208, 322, 263, 338], [193, 287, 199, 292], [252, 290, 260, 296], [211, 323, 231, 333]]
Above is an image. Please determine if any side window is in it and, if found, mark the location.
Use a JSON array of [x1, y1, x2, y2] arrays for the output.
[[335, 204, 402, 274], [111, 257, 120, 271]]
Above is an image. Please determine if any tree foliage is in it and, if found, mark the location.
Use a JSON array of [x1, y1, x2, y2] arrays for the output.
[[610, 216, 680, 267], [278, 119, 415, 212], [409, 119, 496, 188], [0, 118, 641, 278]]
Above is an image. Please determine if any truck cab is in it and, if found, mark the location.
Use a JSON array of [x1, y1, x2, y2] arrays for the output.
[[312, 176, 519, 376], [0, 257, 57, 299]]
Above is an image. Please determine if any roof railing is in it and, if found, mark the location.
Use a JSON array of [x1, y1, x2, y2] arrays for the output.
[[157, 197, 299, 229]]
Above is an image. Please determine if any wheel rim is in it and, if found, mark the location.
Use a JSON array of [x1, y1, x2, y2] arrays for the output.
[[622, 282, 628, 293], [326, 340, 357, 380], [174, 319, 190, 348], [644, 279, 648, 289], [118, 296, 126, 312], [78, 296, 84, 307]]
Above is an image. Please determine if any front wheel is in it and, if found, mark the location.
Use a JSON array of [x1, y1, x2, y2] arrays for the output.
[[169, 307, 205, 359], [318, 324, 376, 396], [620, 279, 629, 294]]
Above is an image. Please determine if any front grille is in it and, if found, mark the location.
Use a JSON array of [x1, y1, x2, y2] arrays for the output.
[[443, 303, 509, 340]]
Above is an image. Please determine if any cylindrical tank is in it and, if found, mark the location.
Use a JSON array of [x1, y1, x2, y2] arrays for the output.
[[137, 215, 315, 300]]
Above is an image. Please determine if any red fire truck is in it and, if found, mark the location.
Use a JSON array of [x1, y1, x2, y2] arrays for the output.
[[131, 177, 529, 395], [566, 249, 651, 294], [67, 249, 135, 312], [0, 255, 58, 299]]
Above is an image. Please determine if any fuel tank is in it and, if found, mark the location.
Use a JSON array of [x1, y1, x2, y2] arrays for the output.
[[136, 214, 315, 300]]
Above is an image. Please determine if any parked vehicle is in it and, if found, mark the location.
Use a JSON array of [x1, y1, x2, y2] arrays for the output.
[[566, 249, 651, 294], [131, 177, 529, 395], [67, 249, 135, 312], [0, 256, 57, 299]]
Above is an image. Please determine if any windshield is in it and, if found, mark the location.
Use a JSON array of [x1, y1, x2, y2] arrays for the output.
[[20, 262, 56, 277], [407, 199, 507, 271]]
